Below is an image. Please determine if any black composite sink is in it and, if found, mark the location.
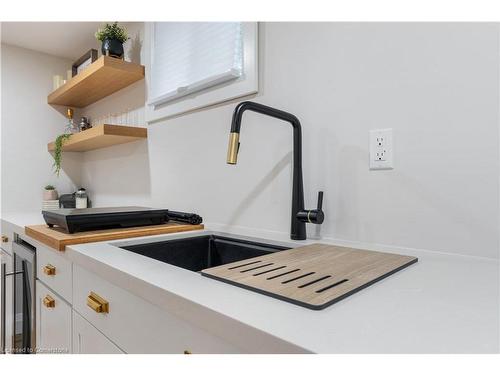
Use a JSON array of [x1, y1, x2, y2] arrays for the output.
[[120, 235, 290, 272]]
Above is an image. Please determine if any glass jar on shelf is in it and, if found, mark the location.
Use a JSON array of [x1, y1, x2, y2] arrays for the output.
[[75, 188, 88, 209]]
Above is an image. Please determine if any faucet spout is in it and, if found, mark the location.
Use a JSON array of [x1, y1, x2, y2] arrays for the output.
[[226, 132, 240, 164], [226, 101, 323, 240]]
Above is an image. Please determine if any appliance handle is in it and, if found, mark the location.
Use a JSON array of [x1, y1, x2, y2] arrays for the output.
[[1, 261, 17, 354], [1, 262, 5, 354], [21, 260, 31, 350]]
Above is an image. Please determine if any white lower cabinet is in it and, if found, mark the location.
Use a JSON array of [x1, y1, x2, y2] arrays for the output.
[[73, 264, 243, 354], [72, 311, 124, 354], [32, 244, 295, 354], [35, 281, 71, 354]]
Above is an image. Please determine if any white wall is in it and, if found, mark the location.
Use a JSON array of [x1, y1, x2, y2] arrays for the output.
[[79, 23, 498, 259], [79, 22, 150, 207], [1, 43, 81, 213]]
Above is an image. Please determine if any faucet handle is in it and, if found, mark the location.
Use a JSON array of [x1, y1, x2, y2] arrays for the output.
[[317, 191, 323, 211], [312, 191, 325, 224], [296, 191, 325, 225]]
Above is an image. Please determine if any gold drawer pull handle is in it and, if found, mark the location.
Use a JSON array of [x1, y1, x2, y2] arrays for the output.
[[43, 295, 55, 308], [43, 264, 56, 276], [87, 291, 109, 313], [1, 235, 8, 243]]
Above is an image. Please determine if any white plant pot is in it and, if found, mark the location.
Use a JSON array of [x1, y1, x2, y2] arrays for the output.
[[43, 190, 58, 201]]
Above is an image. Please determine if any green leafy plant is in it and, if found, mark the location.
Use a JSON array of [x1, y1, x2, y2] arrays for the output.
[[95, 22, 129, 43], [53, 134, 71, 176], [44, 185, 55, 190]]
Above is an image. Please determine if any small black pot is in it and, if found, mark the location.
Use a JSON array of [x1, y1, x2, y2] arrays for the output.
[[101, 38, 124, 59]]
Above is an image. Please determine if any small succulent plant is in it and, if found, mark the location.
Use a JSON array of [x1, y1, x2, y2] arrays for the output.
[[44, 185, 55, 190], [95, 22, 128, 43]]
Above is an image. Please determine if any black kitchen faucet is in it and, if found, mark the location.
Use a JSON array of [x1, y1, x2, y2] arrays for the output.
[[226, 101, 324, 240]]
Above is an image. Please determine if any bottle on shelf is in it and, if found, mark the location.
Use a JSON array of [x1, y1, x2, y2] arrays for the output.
[[79, 116, 91, 131], [65, 108, 79, 134]]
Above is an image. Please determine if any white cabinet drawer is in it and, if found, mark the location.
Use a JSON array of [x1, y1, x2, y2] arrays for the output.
[[73, 264, 242, 353], [0, 220, 14, 255], [37, 244, 72, 303], [72, 311, 123, 354], [36, 281, 71, 354]]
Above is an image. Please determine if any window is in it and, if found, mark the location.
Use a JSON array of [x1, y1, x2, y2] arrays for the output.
[[149, 22, 243, 106], [145, 22, 258, 122]]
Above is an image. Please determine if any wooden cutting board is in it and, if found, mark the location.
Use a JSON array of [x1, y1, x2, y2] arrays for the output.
[[202, 243, 417, 310], [25, 222, 204, 251]]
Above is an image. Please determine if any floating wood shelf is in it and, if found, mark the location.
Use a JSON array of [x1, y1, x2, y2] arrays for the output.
[[47, 124, 147, 152], [47, 56, 145, 107]]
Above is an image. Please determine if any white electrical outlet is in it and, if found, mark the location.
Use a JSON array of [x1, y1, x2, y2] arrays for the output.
[[370, 128, 393, 170]]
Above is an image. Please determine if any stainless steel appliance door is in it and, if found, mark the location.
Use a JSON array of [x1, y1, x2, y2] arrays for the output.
[[12, 240, 36, 354]]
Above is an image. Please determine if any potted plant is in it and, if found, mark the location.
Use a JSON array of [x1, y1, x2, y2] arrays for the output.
[[43, 185, 58, 200], [95, 22, 129, 59], [53, 133, 71, 176]]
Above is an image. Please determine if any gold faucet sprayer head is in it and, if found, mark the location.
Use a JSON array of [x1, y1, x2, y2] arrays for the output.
[[226, 132, 240, 164]]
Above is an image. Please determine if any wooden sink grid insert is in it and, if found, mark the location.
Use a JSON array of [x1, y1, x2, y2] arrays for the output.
[[201, 243, 417, 310]]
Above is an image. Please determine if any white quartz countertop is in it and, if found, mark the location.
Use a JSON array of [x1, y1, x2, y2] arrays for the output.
[[67, 230, 499, 353], [1, 211, 46, 232], [2, 212, 499, 353]]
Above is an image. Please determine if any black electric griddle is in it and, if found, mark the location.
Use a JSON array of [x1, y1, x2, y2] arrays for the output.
[[42, 206, 170, 234]]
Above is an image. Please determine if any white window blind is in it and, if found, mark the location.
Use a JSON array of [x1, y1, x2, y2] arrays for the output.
[[149, 22, 243, 107]]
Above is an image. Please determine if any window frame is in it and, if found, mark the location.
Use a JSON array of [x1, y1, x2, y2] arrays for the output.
[[145, 22, 258, 123]]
